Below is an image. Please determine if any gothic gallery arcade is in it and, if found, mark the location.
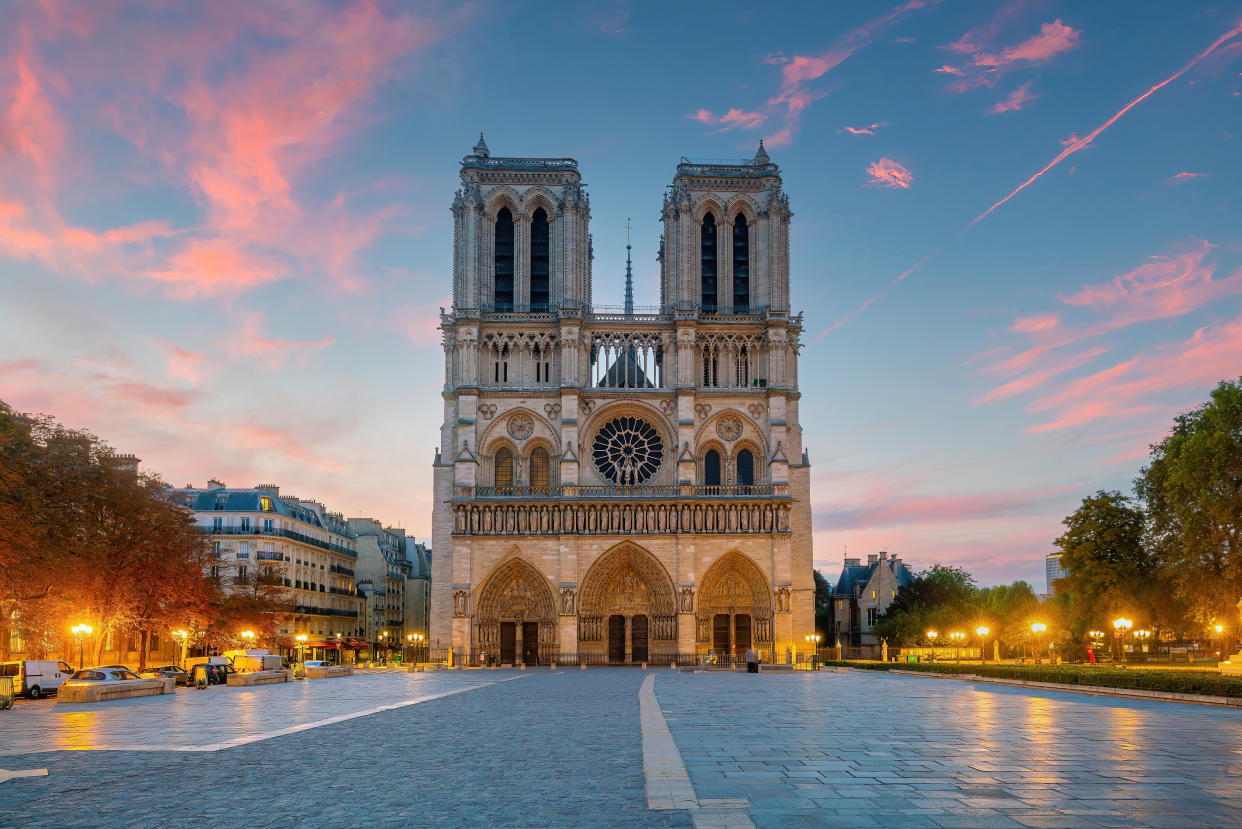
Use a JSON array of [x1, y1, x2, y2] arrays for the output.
[[429, 136, 815, 664]]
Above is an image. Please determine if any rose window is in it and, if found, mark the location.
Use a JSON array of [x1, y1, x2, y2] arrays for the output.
[[592, 416, 664, 485]]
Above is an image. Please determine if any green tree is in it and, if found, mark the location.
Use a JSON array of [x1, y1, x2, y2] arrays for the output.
[[1054, 490, 1155, 655], [1139, 378, 1242, 628], [874, 565, 978, 646], [813, 569, 833, 638]]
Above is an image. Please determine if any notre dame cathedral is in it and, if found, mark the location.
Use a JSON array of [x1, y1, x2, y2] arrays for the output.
[[429, 135, 813, 664]]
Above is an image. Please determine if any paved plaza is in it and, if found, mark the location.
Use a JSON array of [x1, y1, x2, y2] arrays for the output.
[[1, 668, 1241, 828]]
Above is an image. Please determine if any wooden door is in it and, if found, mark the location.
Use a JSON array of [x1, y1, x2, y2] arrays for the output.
[[608, 615, 626, 663], [499, 622, 516, 664], [735, 614, 752, 651], [713, 614, 730, 652], [522, 622, 539, 665], [631, 615, 649, 663]]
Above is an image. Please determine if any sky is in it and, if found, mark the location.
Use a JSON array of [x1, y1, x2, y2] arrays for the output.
[[1, 0, 1240, 589]]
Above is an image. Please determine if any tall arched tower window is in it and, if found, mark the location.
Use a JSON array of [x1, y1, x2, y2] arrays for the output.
[[704, 449, 722, 487], [732, 213, 749, 314], [494, 207, 515, 311], [495, 447, 514, 489], [701, 213, 717, 313], [736, 449, 754, 487], [530, 208, 550, 312], [530, 447, 550, 490]]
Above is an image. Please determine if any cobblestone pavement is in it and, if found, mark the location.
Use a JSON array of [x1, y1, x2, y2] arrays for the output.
[[656, 669, 1242, 828], [2, 667, 1241, 828]]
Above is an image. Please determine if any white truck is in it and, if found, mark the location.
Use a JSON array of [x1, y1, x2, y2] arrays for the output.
[[222, 649, 284, 672]]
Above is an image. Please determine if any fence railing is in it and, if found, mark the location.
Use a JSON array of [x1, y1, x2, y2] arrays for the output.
[[457, 484, 788, 500]]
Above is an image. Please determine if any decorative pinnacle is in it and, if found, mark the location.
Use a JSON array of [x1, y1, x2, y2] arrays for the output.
[[473, 132, 489, 157], [624, 218, 634, 316], [754, 139, 769, 164]]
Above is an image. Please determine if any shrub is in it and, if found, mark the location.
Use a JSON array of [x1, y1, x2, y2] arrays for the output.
[[819, 660, 1242, 697]]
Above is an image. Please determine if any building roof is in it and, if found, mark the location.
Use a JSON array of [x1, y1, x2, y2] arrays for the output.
[[832, 554, 916, 597], [175, 486, 354, 536]]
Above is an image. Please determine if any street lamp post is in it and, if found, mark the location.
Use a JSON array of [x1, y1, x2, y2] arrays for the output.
[[1113, 618, 1132, 667], [1214, 624, 1225, 664], [949, 631, 965, 663], [378, 631, 387, 665], [1030, 622, 1047, 664], [926, 630, 938, 663], [295, 633, 308, 664], [804, 634, 822, 669], [70, 624, 93, 671], [976, 626, 990, 664], [239, 630, 255, 650]]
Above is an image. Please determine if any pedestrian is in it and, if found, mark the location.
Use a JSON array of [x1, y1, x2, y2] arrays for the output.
[[745, 646, 758, 673]]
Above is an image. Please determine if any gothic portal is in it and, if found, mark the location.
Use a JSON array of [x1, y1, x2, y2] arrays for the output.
[[430, 135, 813, 664]]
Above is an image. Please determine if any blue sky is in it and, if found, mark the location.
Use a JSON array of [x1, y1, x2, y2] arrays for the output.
[[1, 1, 1240, 587]]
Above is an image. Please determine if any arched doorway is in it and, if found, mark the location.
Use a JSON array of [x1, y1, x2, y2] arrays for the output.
[[579, 544, 677, 663], [475, 557, 558, 665], [696, 552, 773, 660]]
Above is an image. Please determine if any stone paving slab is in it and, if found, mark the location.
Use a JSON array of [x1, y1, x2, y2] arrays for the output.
[[0, 669, 689, 828], [3, 667, 1242, 827], [652, 669, 1242, 828]]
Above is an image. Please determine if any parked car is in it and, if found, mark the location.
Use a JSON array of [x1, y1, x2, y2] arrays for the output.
[[0, 660, 76, 699], [301, 660, 336, 668], [65, 667, 142, 683], [140, 665, 190, 686]]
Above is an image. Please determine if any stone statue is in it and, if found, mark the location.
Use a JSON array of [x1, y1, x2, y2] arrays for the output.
[[453, 590, 468, 617], [679, 587, 693, 613], [776, 586, 790, 613], [561, 587, 576, 615]]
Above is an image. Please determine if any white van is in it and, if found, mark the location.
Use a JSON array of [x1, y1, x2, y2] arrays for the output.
[[0, 660, 76, 699]]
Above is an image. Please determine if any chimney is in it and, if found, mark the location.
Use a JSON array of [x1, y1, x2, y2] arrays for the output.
[[114, 454, 141, 474], [207, 478, 226, 491], [867, 554, 878, 566], [255, 484, 280, 496], [878, 551, 888, 560]]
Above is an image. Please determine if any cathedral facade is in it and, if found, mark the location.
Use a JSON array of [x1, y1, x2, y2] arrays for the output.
[[429, 136, 813, 664]]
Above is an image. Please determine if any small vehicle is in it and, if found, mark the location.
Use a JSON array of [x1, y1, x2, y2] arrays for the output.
[[65, 667, 142, 683], [188, 662, 234, 686], [140, 665, 190, 686], [0, 660, 76, 699], [224, 649, 283, 672], [301, 660, 336, 668]]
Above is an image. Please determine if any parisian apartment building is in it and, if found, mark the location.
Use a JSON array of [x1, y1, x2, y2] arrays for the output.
[[176, 481, 364, 645]]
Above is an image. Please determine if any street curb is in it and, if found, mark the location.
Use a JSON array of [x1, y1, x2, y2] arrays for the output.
[[874, 668, 1242, 708]]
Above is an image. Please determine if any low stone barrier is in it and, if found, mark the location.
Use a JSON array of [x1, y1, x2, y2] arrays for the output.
[[227, 669, 293, 687], [59, 676, 174, 703], [305, 665, 354, 679]]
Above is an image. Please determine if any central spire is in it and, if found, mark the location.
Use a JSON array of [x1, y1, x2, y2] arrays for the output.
[[624, 217, 634, 316]]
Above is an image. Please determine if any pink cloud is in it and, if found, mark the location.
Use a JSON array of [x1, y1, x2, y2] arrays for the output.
[[942, 19, 1081, 93], [990, 81, 1039, 113], [841, 121, 887, 135], [684, 107, 766, 133], [0, 1, 450, 300], [865, 158, 913, 189], [227, 312, 334, 369], [969, 22, 1242, 227], [687, 0, 941, 149], [1167, 171, 1205, 182], [1011, 312, 1058, 332], [816, 481, 1081, 530], [163, 344, 210, 384], [971, 240, 1242, 434], [971, 345, 1108, 404]]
